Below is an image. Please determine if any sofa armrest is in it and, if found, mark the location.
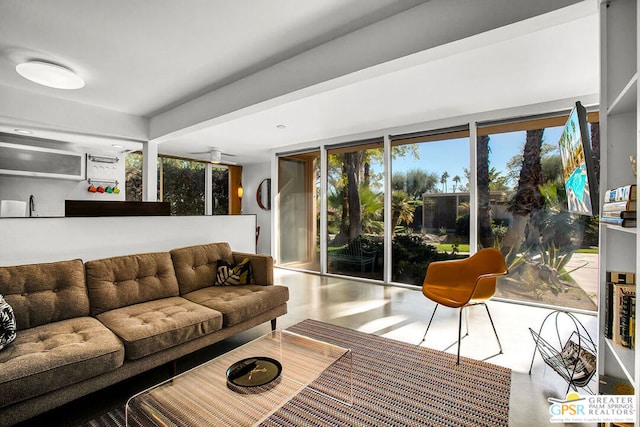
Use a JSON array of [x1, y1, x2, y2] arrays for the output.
[[232, 252, 273, 286]]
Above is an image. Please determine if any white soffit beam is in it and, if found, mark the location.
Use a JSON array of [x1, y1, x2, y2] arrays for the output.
[[0, 84, 148, 144], [149, 0, 584, 142]]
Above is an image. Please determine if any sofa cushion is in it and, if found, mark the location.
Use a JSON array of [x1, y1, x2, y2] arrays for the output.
[[232, 252, 273, 286], [170, 242, 235, 294], [0, 316, 124, 408], [183, 285, 289, 327], [86, 252, 180, 316], [0, 295, 16, 351], [215, 258, 255, 286], [0, 259, 89, 329], [95, 297, 223, 360]]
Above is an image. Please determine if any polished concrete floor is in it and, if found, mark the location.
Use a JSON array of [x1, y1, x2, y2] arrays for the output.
[[17, 268, 598, 427], [273, 268, 598, 427]]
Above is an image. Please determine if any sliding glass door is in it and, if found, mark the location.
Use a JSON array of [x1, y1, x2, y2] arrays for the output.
[[327, 140, 384, 280], [274, 113, 599, 312], [278, 151, 320, 271], [477, 114, 600, 310], [390, 129, 470, 285]]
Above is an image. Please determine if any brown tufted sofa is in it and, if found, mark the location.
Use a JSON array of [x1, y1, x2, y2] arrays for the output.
[[0, 242, 288, 426]]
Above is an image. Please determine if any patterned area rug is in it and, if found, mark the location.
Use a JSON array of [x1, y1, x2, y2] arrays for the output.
[[83, 319, 510, 427]]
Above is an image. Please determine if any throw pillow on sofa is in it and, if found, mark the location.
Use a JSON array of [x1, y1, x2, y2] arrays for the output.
[[215, 258, 255, 286], [0, 294, 16, 350]]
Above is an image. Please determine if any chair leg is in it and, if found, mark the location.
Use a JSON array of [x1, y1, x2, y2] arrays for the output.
[[463, 306, 470, 338], [419, 304, 439, 345], [481, 302, 503, 355], [422, 302, 501, 365], [457, 307, 463, 365]]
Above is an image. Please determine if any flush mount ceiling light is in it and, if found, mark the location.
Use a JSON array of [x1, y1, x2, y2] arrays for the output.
[[14, 128, 32, 135], [16, 61, 84, 89]]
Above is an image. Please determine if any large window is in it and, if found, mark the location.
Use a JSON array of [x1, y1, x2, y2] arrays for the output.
[[390, 129, 470, 285], [327, 140, 384, 280], [125, 152, 143, 202], [212, 166, 230, 215], [125, 152, 230, 216], [478, 114, 599, 310], [278, 151, 320, 271], [273, 111, 600, 313], [161, 158, 206, 215]]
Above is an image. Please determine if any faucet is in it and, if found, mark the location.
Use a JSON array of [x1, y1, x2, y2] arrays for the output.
[[29, 194, 35, 217]]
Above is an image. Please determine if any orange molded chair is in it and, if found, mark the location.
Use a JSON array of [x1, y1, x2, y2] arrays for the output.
[[419, 248, 507, 364]]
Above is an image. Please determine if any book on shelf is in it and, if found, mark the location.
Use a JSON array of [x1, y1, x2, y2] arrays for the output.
[[601, 210, 637, 219], [629, 295, 635, 348], [605, 272, 635, 344], [605, 281, 613, 339], [603, 184, 637, 203], [612, 283, 636, 347], [613, 282, 635, 347], [607, 271, 635, 286], [600, 217, 637, 227], [620, 292, 635, 348], [602, 200, 637, 212]]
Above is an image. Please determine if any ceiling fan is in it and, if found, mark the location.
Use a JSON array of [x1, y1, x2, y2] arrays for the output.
[[189, 147, 237, 164]]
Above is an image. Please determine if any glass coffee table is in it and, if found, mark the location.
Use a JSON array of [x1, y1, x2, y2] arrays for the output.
[[126, 330, 353, 426]]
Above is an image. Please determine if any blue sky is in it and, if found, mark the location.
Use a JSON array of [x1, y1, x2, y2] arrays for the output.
[[385, 126, 566, 190]]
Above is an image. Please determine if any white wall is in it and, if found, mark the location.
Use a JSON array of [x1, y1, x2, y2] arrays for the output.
[[242, 161, 272, 255], [0, 215, 257, 266], [0, 175, 123, 217]]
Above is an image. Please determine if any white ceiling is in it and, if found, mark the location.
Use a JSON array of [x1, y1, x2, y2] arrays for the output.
[[0, 0, 599, 164]]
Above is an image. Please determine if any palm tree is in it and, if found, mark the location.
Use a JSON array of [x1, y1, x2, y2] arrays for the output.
[[488, 167, 510, 190], [452, 175, 461, 192], [344, 151, 363, 238], [359, 185, 384, 234], [501, 129, 545, 259], [328, 151, 365, 241], [440, 171, 449, 192], [390, 190, 416, 234], [477, 135, 493, 248]]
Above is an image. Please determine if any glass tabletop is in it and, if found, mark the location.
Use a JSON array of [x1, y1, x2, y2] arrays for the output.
[[126, 330, 353, 427]]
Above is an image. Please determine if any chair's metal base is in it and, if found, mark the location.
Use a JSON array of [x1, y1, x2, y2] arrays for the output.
[[418, 302, 503, 365]]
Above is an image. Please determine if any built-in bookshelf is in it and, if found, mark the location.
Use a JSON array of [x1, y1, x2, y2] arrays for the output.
[[598, 0, 638, 419]]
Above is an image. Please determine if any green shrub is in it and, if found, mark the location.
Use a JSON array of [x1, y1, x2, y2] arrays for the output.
[[391, 234, 464, 285], [455, 213, 470, 236]]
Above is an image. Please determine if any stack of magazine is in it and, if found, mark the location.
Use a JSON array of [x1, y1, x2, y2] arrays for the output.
[[601, 184, 636, 228], [529, 328, 597, 388], [551, 338, 596, 384]]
